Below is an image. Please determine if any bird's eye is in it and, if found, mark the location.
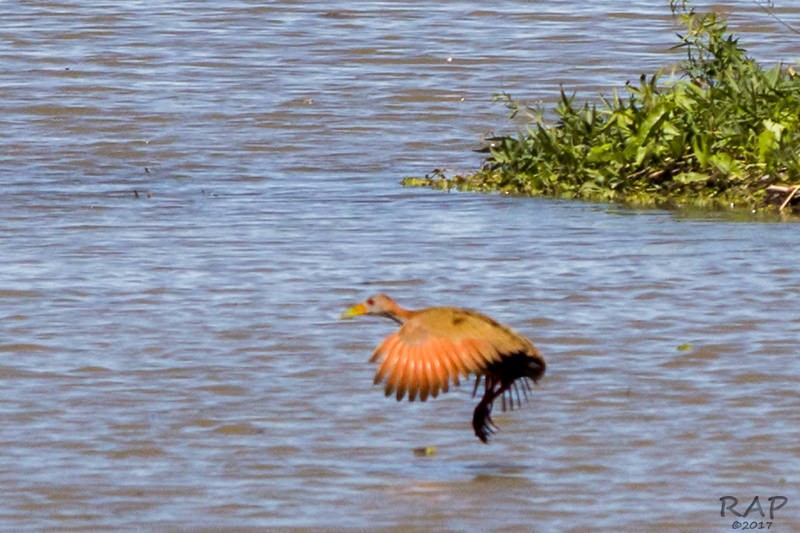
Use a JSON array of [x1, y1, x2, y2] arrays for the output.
[[366, 298, 374, 306]]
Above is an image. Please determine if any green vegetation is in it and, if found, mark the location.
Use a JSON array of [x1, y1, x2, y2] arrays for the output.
[[404, 3, 800, 212]]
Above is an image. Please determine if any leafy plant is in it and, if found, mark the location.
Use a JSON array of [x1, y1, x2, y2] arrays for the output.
[[404, 2, 800, 212]]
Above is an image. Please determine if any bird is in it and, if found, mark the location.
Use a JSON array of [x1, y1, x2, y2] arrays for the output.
[[341, 293, 545, 443]]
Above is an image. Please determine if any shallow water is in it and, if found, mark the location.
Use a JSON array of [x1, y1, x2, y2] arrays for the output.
[[1, 1, 800, 531]]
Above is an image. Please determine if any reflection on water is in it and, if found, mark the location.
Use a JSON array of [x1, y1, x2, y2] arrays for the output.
[[1, 1, 800, 530]]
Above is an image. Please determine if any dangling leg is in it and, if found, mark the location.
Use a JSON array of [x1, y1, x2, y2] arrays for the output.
[[493, 380, 514, 412], [472, 396, 497, 443], [472, 378, 517, 443], [511, 380, 527, 410], [473, 376, 496, 443], [509, 381, 520, 410], [471, 374, 483, 398], [521, 378, 531, 398]]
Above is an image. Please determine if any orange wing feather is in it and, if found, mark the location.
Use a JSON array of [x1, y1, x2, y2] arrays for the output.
[[369, 307, 531, 402]]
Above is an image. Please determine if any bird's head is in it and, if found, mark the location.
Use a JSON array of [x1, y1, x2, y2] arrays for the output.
[[341, 293, 400, 321]]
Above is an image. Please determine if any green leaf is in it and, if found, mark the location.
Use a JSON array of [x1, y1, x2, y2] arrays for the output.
[[634, 145, 651, 167], [587, 143, 614, 163]]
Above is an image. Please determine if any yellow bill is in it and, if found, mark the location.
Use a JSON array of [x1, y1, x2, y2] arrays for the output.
[[340, 302, 367, 319]]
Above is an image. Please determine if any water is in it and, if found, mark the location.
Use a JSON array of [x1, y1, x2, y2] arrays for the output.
[[1, 1, 800, 530]]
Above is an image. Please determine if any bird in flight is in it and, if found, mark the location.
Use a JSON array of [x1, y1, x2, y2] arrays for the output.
[[342, 294, 545, 443]]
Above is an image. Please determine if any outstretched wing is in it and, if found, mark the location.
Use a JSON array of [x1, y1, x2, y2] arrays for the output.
[[368, 307, 534, 402]]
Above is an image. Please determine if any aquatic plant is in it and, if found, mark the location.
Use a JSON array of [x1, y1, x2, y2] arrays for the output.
[[404, 2, 800, 212]]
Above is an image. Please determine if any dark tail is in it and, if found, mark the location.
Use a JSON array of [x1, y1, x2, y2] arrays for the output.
[[527, 354, 546, 383]]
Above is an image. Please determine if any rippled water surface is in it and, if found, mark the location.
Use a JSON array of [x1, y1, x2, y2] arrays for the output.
[[2, 1, 800, 531]]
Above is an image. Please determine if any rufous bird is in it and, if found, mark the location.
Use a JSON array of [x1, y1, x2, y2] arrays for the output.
[[341, 294, 545, 443]]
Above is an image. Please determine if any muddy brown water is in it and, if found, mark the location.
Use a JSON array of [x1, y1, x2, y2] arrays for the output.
[[1, 1, 800, 530]]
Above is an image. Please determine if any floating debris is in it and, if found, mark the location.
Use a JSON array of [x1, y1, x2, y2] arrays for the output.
[[413, 446, 437, 457]]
